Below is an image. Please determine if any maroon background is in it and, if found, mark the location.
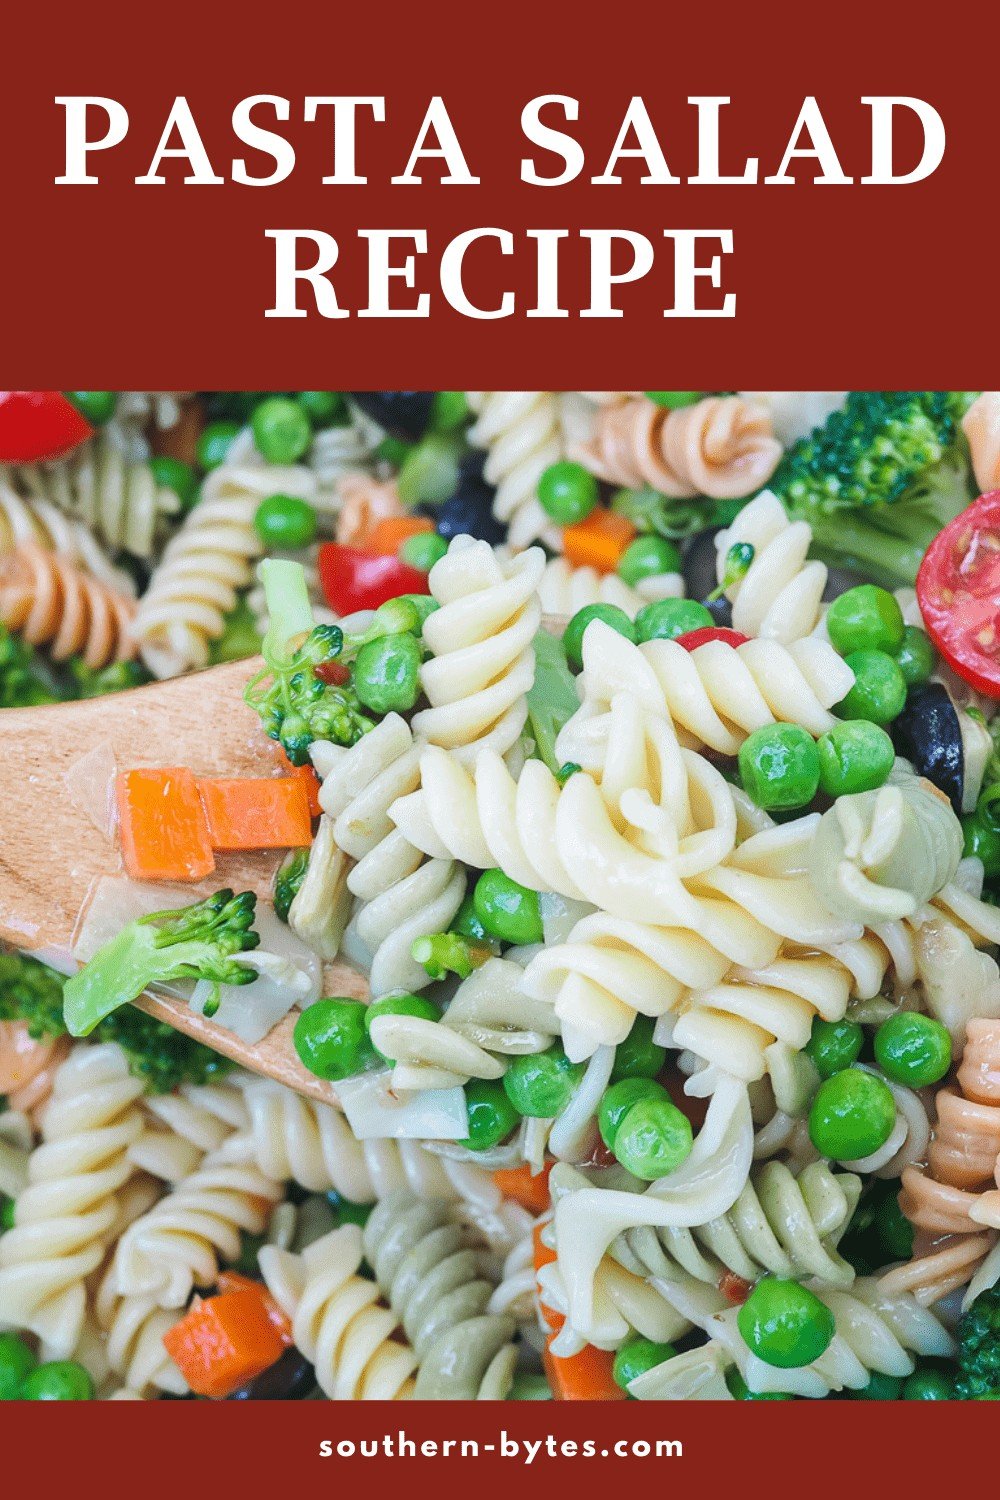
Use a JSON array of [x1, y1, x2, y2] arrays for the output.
[[3, 0, 998, 387]]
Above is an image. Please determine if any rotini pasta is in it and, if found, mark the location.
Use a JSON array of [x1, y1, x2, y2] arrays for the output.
[[0, 543, 137, 668], [362, 1193, 518, 1398], [465, 392, 564, 550], [134, 433, 318, 677], [0, 1021, 71, 1118], [537, 556, 682, 618], [573, 395, 782, 500], [713, 490, 828, 643], [411, 536, 544, 762], [4, 432, 183, 559], [0, 477, 136, 593], [129, 1079, 251, 1184], [0, 1043, 146, 1359]]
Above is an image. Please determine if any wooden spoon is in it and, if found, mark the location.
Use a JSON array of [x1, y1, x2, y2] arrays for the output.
[[0, 658, 361, 1103]]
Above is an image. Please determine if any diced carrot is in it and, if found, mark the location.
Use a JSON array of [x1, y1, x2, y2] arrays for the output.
[[493, 1161, 552, 1215], [116, 767, 215, 882], [278, 751, 323, 817], [543, 1335, 626, 1401], [562, 509, 637, 573], [365, 515, 434, 555], [215, 1271, 293, 1344], [162, 1288, 289, 1399], [532, 1221, 563, 1333], [198, 776, 312, 851]]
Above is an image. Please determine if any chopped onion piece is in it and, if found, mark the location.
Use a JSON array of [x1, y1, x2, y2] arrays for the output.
[[336, 1070, 468, 1140]]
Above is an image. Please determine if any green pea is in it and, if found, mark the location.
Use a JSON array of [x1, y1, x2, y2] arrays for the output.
[[634, 598, 713, 644], [293, 998, 379, 1081], [903, 1369, 954, 1400], [725, 1369, 793, 1401], [297, 392, 346, 428], [364, 993, 441, 1062], [399, 531, 448, 572], [963, 809, 1000, 878], [451, 892, 491, 945], [895, 625, 936, 687], [851, 1371, 904, 1400], [875, 1191, 914, 1261], [375, 436, 412, 468], [397, 436, 461, 507], [251, 396, 313, 465], [354, 633, 423, 715], [473, 869, 544, 946], [396, 593, 440, 630], [502, 1047, 584, 1118], [836, 651, 908, 726], [816, 719, 896, 798], [461, 1079, 520, 1151], [430, 391, 469, 433], [150, 454, 198, 511], [21, 1361, 94, 1401], [874, 1012, 952, 1089], [737, 1278, 835, 1369], [804, 1016, 864, 1079], [613, 1336, 676, 1392], [537, 461, 599, 524], [254, 494, 317, 549], [808, 1068, 897, 1161], [644, 392, 702, 409], [611, 1015, 666, 1083], [327, 1192, 372, 1228], [563, 604, 636, 670], [66, 391, 116, 425], [197, 420, 240, 471], [738, 724, 821, 811], [617, 536, 682, 586], [612, 1095, 694, 1181], [0, 1332, 37, 1400], [827, 585, 905, 657], [599, 1078, 668, 1151]]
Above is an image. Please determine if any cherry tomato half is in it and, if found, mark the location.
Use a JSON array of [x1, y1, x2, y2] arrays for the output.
[[317, 542, 430, 616], [917, 490, 1000, 699], [674, 626, 751, 652], [0, 391, 92, 462]]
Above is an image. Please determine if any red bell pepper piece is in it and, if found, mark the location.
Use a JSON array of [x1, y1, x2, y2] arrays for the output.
[[674, 626, 751, 652], [0, 392, 92, 462], [318, 542, 429, 615]]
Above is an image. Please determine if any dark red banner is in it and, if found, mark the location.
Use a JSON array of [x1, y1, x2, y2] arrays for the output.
[[3, 0, 999, 387], [11, 1396, 989, 1495]]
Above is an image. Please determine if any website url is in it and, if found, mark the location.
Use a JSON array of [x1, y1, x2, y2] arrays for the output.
[[318, 1433, 683, 1463]]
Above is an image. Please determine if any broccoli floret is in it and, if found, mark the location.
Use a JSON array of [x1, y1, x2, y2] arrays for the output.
[[68, 657, 150, 698], [956, 1285, 1000, 1399], [63, 889, 260, 1038], [768, 391, 978, 589], [209, 597, 263, 665], [273, 847, 309, 923], [0, 625, 60, 707], [245, 559, 427, 764], [0, 949, 229, 1093]]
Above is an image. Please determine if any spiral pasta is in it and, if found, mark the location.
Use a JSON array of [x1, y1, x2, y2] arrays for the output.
[[537, 556, 683, 618], [901, 1019, 1000, 1234], [573, 395, 782, 500], [566, 618, 854, 757], [714, 490, 828, 643], [0, 1022, 71, 1118], [612, 1159, 862, 1289], [465, 392, 564, 550], [0, 543, 137, 668], [5, 433, 183, 559], [261, 1224, 418, 1398], [129, 1080, 251, 1184], [0, 1043, 146, 1359], [134, 434, 318, 677], [411, 537, 544, 763], [308, 406, 382, 497], [0, 477, 136, 593], [962, 391, 1000, 493], [362, 1193, 517, 1398], [108, 1140, 283, 1308], [313, 716, 464, 995], [93, 1273, 188, 1397], [645, 1275, 953, 1399], [370, 956, 561, 1092], [333, 473, 404, 546]]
